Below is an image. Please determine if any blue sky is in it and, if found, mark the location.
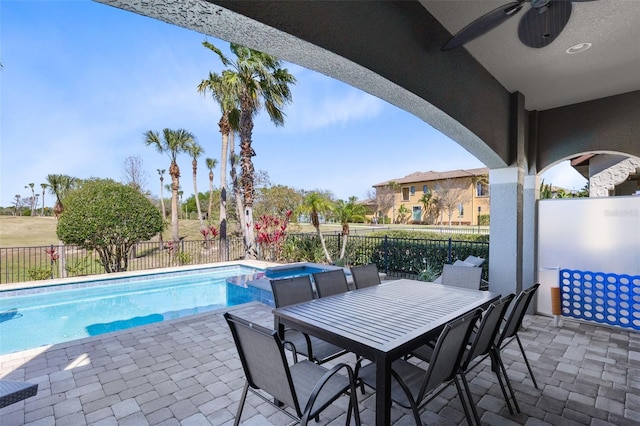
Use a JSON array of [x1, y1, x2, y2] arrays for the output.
[[0, 0, 586, 208]]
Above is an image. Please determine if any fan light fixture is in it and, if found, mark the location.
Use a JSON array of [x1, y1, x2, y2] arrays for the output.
[[566, 42, 592, 54]]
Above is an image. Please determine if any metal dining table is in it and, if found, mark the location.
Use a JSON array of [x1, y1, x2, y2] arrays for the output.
[[273, 278, 500, 426]]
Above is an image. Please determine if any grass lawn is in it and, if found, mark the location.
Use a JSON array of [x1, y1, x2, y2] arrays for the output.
[[0, 216, 349, 248]]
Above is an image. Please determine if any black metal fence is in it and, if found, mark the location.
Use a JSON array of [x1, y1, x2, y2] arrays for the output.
[[282, 233, 489, 281], [1, 234, 488, 284], [0, 239, 245, 284]]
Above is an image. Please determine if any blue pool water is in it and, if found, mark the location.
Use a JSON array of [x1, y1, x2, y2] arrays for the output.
[[0, 263, 341, 355]]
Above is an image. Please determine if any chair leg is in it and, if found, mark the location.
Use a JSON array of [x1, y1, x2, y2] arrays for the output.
[[492, 349, 521, 414], [453, 376, 475, 426], [234, 381, 249, 426], [515, 334, 538, 388], [459, 373, 481, 426], [490, 351, 516, 415]]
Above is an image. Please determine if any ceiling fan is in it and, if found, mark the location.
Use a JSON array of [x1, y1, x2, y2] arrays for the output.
[[441, 0, 597, 51]]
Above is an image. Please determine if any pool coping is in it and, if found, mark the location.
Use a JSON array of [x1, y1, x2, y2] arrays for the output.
[[0, 259, 280, 293]]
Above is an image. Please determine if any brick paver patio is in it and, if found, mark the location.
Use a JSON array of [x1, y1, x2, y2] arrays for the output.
[[1, 301, 639, 425]]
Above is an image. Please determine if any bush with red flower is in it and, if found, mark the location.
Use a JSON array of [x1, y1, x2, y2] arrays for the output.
[[255, 210, 291, 261]]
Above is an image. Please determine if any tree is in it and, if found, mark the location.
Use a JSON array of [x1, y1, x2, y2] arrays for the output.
[[13, 194, 22, 216], [186, 141, 206, 232], [433, 178, 470, 226], [299, 192, 334, 263], [157, 169, 167, 219], [121, 155, 148, 193], [57, 180, 164, 273], [418, 190, 438, 224], [144, 128, 194, 243], [25, 183, 35, 216], [46, 174, 77, 218], [198, 53, 241, 243], [396, 204, 410, 224], [204, 42, 296, 259], [254, 185, 304, 220], [375, 181, 399, 224], [205, 157, 218, 219], [40, 183, 48, 216], [45, 174, 78, 277], [332, 196, 367, 260]]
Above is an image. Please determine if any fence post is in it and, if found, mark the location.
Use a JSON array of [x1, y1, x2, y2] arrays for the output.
[[384, 235, 389, 274], [447, 238, 452, 264]]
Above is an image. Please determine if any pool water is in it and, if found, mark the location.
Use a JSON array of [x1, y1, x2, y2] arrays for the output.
[[0, 263, 343, 355]]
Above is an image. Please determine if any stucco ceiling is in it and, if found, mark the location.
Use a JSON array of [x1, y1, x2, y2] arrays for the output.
[[420, 0, 640, 111]]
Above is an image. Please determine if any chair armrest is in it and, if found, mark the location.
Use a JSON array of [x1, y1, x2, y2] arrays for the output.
[[302, 363, 356, 421], [282, 340, 299, 364]]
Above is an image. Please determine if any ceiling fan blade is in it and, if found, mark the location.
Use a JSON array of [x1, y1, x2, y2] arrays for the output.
[[518, 0, 572, 48], [441, 1, 524, 51]]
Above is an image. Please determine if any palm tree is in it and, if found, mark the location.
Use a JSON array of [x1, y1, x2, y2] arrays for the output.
[[418, 190, 436, 224], [205, 158, 218, 219], [198, 56, 241, 242], [25, 183, 35, 216], [299, 192, 334, 263], [46, 174, 76, 218], [332, 196, 367, 260], [40, 183, 48, 216], [157, 169, 167, 219], [203, 41, 296, 259], [45, 174, 77, 277], [186, 141, 206, 232], [144, 128, 194, 243]]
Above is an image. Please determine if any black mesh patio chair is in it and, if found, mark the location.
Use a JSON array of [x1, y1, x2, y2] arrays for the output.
[[350, 264, 381, 289], [313, 269, 349, 298], [495, 283, 541, 390], [271, 276, 348, 364], [355, 309, 482, 425], [224, 313, 361, 426], [412, 294, 516, 424]]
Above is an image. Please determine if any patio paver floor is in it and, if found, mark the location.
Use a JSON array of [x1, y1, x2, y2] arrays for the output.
[[1, 301, 639, 425]]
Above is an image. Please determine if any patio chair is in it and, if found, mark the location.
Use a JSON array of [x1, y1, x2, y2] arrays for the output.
[[494, 283, 541, 390], [271, 276, 348, 364], [313, 269, 349, 298], [355, 309, 482, 425], [412, 294, 516, 423], [224, 313, 361, 426], [438, 264, 484, 290], [350, 264, 381, 289], [463, 255, 486, 267]]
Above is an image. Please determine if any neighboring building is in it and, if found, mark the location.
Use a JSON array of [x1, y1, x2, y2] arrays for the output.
[[571, 154, 640, 197], [372, 168, 490, 225]]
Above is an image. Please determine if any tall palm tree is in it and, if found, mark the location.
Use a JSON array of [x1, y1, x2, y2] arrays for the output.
[[203, 41, 296, 259], [40, 183, 48, 216], [205, 158, 218, 219], [144, 128, 194, 243], [45, 174, 77, 278], [299, 192, 334, 263], [186, 141, 206, 232], [332, 196, 367, 260], [25, 183, 35, 216], [198, 55, 241, 242], [157, 169, 167, 219]]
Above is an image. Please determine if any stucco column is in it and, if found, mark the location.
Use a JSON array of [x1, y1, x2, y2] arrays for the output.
[[523, 174, 539, 291], [489, 167, 524, 297]]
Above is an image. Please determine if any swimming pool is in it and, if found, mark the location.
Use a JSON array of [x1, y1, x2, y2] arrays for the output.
[[0, 262, 343, 355]]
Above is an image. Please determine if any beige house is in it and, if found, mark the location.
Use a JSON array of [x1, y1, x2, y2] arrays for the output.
[[372, 168, 490, 225]]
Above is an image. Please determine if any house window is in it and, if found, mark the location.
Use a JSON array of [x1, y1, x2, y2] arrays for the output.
[[402, 187, 410, 201], [410, 186, 415, 195], [476, 179, 490, 197], [423, 184, 428, 193]]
